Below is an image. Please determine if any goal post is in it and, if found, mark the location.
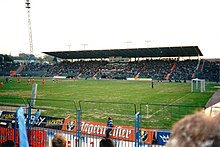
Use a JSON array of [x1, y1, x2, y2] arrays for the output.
[[191, 78, 205, 92]]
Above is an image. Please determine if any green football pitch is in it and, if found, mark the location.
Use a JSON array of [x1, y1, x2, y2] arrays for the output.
[[0, 77, 218, 129]]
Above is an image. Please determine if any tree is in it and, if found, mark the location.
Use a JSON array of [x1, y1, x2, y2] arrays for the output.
[[19, 53, 29, 60], [43, 55, 54, 63]]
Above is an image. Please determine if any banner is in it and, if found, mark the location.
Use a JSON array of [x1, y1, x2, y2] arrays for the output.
[[0, 110, 170, 145], [0, 111, 15, 120], [157, 131, 171, 145], [32, 115, 65, 130], [61, 119, 76, 131], [140, 129, 155, 144], [0, 111, 16, 128], [16, 107, 29, 147], [62, 119, 135, 141]]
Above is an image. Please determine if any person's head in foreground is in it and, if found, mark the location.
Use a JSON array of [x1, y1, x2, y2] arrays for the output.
[[52, 134, 66, 147], [100, 138, 114, 147], [165, 111, 220, 147], [1, 140, 16, 147]]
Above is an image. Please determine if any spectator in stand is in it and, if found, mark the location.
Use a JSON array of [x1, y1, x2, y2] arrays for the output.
[[1, 140, 16, 147], [165, 111, 220, 147], [52, 134, 66, 147], [100, 138, 114, 147]]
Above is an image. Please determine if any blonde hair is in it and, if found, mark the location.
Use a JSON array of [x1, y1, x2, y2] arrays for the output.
[[166, 112, 220, 147]]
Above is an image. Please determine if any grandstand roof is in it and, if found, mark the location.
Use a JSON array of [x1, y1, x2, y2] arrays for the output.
[[43, 46, 203, 59]]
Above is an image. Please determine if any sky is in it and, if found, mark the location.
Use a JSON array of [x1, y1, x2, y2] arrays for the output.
[[0, 0, 220, 58]]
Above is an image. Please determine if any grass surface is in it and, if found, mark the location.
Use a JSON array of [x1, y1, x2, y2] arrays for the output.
[[0, 77, 218, 129]]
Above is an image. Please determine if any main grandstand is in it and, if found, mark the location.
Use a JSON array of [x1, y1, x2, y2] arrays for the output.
[[1, 46, 219, 82], [16, 46, 219, 82]]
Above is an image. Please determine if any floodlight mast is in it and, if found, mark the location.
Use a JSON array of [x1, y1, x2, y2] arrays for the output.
[[145, 40, 151, 47], [25, 0, 34, 55], [124, 41, 132, 48], [81, 44, 88, 50], [67, 44, 71, 51]]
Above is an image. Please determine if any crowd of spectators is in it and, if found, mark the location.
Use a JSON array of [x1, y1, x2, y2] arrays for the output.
[[169, 60, 198, 81], [198, 60, 220, 82], [0, 59, 219, 82], [137, 59, 174, 80], [0, 62, 20, 76]]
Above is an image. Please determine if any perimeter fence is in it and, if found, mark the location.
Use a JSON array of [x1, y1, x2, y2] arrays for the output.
[[140, 103, 204, 129], [0, 98, 205, 147]]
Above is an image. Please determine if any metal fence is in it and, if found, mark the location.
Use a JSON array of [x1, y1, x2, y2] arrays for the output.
[[79, 100, 137, 128], [0, 98, 205, 147], [140, 103, 204, 130]]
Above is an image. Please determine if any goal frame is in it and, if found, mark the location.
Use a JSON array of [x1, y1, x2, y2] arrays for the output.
[[191, 78, 205, 92]]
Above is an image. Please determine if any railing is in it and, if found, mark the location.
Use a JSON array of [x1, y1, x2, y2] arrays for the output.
[[0, 99, 205, 146], [140, 103, 203, 129]]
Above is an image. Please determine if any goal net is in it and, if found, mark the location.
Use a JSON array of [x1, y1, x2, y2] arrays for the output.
[[191, 78, 205, 92]]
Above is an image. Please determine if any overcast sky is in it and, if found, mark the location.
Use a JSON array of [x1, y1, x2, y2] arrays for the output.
[[0, 0, 220, 58]]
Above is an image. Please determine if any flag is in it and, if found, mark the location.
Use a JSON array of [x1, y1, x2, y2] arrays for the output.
[[16, 107, 29, 147]]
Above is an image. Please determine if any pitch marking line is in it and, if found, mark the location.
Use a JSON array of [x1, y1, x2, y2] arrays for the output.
[[147, 93, 191, 118]]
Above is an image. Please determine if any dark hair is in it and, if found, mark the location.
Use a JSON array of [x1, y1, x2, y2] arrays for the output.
[[100, 138, 114, 147], [1, 140, 15, 147]]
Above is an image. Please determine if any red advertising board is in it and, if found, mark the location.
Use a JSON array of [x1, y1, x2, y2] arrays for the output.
[[0, 128, 46, 146], [0, 128, 18, 144], [62, 119, 155, 143], [29, 129, 46, 147]]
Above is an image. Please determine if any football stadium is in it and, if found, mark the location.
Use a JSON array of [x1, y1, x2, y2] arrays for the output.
[[1, 46, 220, 146], [1, 0, 220, 147]]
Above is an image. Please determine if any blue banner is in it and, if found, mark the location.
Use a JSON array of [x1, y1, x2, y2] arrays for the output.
[[157, 131, 171, 145]]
